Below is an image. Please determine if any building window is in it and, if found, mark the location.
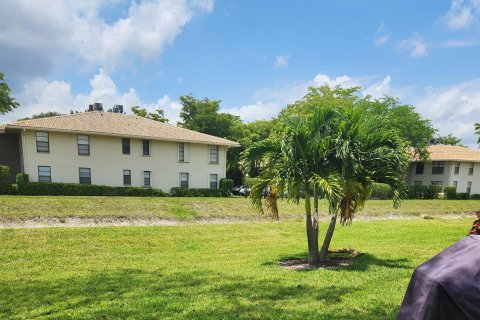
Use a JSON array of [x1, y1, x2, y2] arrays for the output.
[[431, 162, 445, 175], [415, 162, 424, 175], [209, 145, 219, 164], [123, 170, 131, 186], [180, 172, 189, 189], [122, 138, 130, 155], [143, 171, 151, 187], [77, 135, 90, 156], [79, 168, 91, 185], [38, 166, 51, 183], [453, 181, 458, 190], [467, 181, 472, 194], [210, 174, 218, 189], [35, 132, 49, 153], [431, 181, 443, 190], [178, 143, 185, 162], [414, 181, 422, 186], [469, 163, 474, 175], [454, 162, 460, 175], [142, 140, 150, 156]]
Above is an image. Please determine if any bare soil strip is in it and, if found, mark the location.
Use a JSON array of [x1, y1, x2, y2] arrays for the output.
[[0, 213, 474, 229]]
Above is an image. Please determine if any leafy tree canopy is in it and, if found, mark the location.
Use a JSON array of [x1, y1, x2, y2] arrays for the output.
[[475, 123, 480, 147], [131, 106, 169, 123], [0, 72, 20, 115]]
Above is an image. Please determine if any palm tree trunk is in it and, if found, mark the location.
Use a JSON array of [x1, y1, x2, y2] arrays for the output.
[[313, 185, 320, 257], [305, 188, 319, 265], [319, 206, 337, 260]]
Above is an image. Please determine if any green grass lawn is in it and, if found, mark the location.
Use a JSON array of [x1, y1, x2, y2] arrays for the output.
[[0, 195, 479, 220], [0, 219, 472, 319]]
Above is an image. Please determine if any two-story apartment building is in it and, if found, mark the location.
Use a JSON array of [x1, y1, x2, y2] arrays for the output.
[[406, 145, 480, 194], [0, 111, 240, 191]]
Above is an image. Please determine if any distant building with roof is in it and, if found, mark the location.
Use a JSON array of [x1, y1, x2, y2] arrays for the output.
[[406, 145, 480, 195], [0, 108, 240, 191]]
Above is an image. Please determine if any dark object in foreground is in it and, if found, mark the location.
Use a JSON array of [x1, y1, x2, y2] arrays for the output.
[[397, 235, 480, 320], [469, 210, 480, 235]]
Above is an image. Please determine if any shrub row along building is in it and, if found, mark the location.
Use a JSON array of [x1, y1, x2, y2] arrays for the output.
[[0, 110, 240, 191]]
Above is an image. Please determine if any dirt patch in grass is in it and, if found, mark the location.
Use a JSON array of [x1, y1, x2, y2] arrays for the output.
[[278, 249, 362, 270]]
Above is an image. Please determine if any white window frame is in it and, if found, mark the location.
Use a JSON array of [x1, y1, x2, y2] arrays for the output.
[[143, 171, 151, 187], [123, 170, 131, 186], [467, 181, 472, 194], [38, 166, 51, 183], [35, 131, 49, 153], [454, 162, 460, 175], [77, 135, 90, 156], [142, 140, 150, 156], [209, 145, 219, 164], [178, 142, 189, 163], [180, 172, 189, 189], [209, 174, 218, 189], [469, 163, 474, 175], [79, 168, 91, 185]]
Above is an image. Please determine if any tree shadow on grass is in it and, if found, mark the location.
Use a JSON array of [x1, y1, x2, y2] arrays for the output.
[[0, 268, 399, 319]]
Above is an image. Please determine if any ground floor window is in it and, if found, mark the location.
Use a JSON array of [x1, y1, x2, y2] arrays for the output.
[[453, 181, 458, 190], [38, 166, 51, 183], [143, 171, 151, 187], [123, 170, 131, 186], [209, 174, 218, 189], [431, 181, 443, 191], [180, 172, 189, 189], [79, 168, 91, 185], [414, 181, 422, 186], [467, 181, 472, 194]]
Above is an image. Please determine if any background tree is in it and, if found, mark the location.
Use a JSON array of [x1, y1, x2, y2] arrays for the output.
[[131, 106, 169, 123], [475, 123, 480, 147], [18, 111, 64, 121], [431, 134, 462, 146], [0, 72, 20, 115]]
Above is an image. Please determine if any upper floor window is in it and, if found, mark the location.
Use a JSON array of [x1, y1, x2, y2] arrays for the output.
[[143, 171, 151, 187], [77, 135, 90, 156], [38, 166, 51, 183], [123, 170, 131, 186], [180, 172, 189, 189], [469, 163, 474, 175], [79, 168, 91, 185], [415, 162, 424, 175], [467, 181, 472, 194], [209, 174, 218, 189], [122, 138, 130, 155], [454, 162, 460, 175], [431, 161, 445, 175], [142, 140, 150, 156], [178, 143, 185, 162], [36, 132, 49, 153], [209, 145, 219, 164]]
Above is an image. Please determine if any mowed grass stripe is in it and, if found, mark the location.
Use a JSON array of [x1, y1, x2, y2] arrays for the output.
[[0, 219, 471, 319]]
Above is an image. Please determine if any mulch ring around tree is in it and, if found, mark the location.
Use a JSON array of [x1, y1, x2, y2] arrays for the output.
[[278, 248, 362, 270]]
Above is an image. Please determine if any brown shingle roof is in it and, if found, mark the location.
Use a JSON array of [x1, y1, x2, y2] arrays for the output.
[[7, 112, 240, 147], [416, 145, 480, 162]]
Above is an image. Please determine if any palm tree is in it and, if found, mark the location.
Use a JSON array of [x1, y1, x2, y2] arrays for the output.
[[475, 123, 480, 147], [241, 105, 409, 264]]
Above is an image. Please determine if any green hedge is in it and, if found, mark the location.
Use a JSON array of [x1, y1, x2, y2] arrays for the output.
[[219, 178, 234, 193], [0, 184, 18, 195], [405, 185, 442, 199], [170, 187, 230, 197], [470, 194, 480, 200], [444, 186, 457, 200], [456, 192, 471, 200], [370, 183, 392, 200], [0, 165, 10, 183]]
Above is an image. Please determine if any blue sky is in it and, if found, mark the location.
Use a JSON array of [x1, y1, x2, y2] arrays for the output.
[[1, 0, 480, 146]]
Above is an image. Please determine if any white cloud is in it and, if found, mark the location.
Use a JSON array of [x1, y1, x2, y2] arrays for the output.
[[363, 76, 392, 98], [274, 55, 290, 68], [0, 0, 213, 87], [374, 23, 389, 45], [439, 39, 479, 47], [223, 102, 281, 122], [398, 33, 428, 58], [444, 0, 476, 29], [415, 79, 480, 147], [0, 69, 186, 124]]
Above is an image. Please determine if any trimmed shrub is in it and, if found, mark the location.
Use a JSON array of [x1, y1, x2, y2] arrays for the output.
[[18, 182, 167, 197], [406, 184, 442, 199], [456, 192, 470, 200], [370, 183, 392, 200], [0, 184, 18, 195], [444, 186, 457, 200], [470, 194, 480, 200], [219, 178, 234, 193], [243, 177, 261, 188], [16, 173, 29, 194], [0, 165, 10, 182], [170, 187, 230, 197]]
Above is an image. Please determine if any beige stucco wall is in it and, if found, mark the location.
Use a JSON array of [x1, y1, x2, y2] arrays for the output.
[[21, 130, 228, 192], [407, 161, 480, 194]]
